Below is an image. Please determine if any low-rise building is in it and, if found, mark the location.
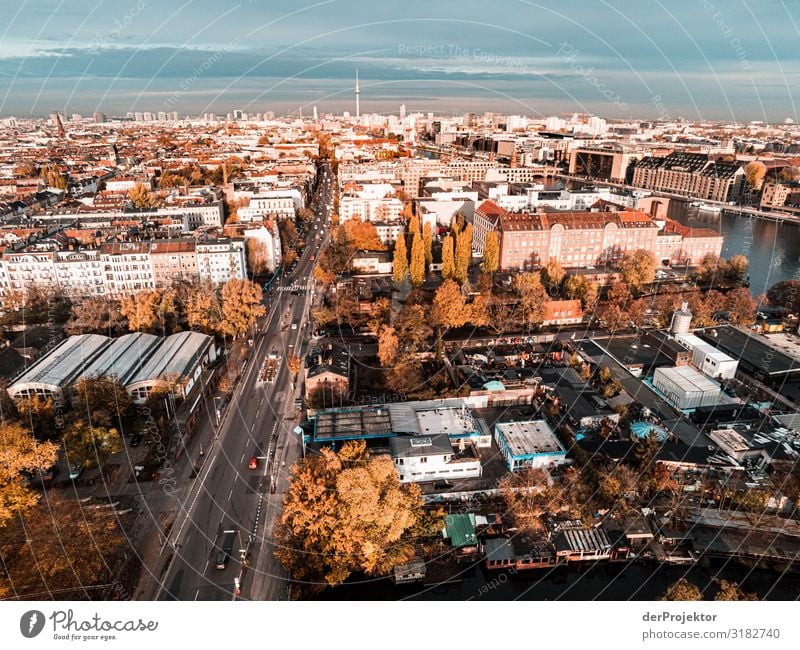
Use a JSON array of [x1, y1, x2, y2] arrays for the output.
[[652, 365, 721, 410], [494, 419, 567, 471], [390, 433, 482, 483]]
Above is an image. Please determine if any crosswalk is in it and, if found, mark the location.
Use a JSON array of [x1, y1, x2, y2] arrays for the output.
[[277, 282, 312, 294]]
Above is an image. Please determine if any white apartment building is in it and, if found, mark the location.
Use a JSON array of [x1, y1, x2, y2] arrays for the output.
[[237, 189, 303, 222], [338, 196, 403, 223], [100, 242, 156, 295], [54, 250, 106, 296], [196, 239, 246, 284]]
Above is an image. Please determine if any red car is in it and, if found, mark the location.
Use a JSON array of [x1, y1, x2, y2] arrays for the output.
[[248, 456, 258, 470]]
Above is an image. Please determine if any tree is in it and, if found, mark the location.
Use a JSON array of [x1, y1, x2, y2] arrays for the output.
[[245, 238, 270, 276], [498, 468, 550, 533], [342, 218, 386, 251], [377, 325, 400, 367], [275, 440, 423, 591], [726, 287, 756, 325], [409, 232, 425, 287], [0, 496, 125, 599], [220, 279, 266, 338], [767, 279, 800, 313], [120, 290, 163, 333], [73, 375, 134, 427], [514, 272, 547, 329], [40, 164, 67, 190], [127, 182, 156, 209], [744, 161, 767, 190], [662, 578, 703, 601], [454, 223, 473, 284], [0, 422, 58, 527], [541, 257, 565, 289], [186, 280, 222, 334], [16, 395, 57, 438], [408, 214, 420, 235], [725, 254, 749, 281], [395, 303, 433, 352], [431, 280, 471, 330], [714, 580, 758, 601], [66, 297, 124, 335], [63, 421, 123, 471], [287, 354, 301, 374], [441, 234, 455, 280], [620, 249, 657, 292], [482, 230, 499, 276], [423, 222, 433, 268], [392, 235, 409, 283], [597, 281, 633, 329]]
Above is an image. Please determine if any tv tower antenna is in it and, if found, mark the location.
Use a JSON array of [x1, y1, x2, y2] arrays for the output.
[[355, 67, 360, 119]]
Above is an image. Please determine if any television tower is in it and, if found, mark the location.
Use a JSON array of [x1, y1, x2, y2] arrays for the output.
[[355, 67, 360, 119]]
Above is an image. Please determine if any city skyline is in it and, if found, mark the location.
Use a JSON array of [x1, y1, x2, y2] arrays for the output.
[[0, 0, 798, 120]]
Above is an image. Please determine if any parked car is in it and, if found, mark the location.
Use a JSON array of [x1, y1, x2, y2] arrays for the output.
[[130, 433, 143, 447]]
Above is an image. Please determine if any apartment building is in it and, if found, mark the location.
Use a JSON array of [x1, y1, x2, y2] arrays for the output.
[[196, 239, 246, 284], [101, 242, 156, 295], [632, 152, 745, 202], [150, 240, 198, 285]]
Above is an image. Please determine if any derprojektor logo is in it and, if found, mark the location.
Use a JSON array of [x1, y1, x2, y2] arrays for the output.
[[20, 610, 45, 638]]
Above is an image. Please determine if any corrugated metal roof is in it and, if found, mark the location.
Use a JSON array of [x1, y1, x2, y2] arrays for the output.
[[11, 334, 111, 390]]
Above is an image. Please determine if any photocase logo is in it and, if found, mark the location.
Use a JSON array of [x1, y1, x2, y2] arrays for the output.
[[20, 610, 45, 638]]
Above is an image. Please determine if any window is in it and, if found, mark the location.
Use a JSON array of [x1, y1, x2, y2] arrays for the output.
[[419, 457, 427, 463]]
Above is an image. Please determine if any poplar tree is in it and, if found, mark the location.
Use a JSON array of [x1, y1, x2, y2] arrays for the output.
[[392, 234, 409, 282]]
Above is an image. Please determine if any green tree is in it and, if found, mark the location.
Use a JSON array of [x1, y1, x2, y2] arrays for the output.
[[482, 230, 499, 276], [410, 231, 425, 287], [392, 234, 409, 283]]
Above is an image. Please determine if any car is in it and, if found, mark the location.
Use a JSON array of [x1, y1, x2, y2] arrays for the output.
[[248, 456, 259, 470], [68, 466, 82, 480], [291, 322, 298, 330], [130, 433, 143, 447], [310, 254, 315, 261]]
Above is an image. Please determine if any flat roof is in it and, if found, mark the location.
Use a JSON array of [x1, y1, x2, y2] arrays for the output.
[[495, 419, 564, 458], [390, 433, 453, 458], [11, 334, 111, 391], [314, 405, 393, 441], [698, 326, 800, 377], [388, 399, 479, 438], [654, 365, 720, 393]]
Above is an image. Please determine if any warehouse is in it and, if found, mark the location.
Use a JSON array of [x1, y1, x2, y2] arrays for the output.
[[674, 333, 738, 380], [652, 365, 721, 410], [126, 331, 216, 402], [494, 419, 567, 471], [80, 332, 162, 386], [8, 334, 111, 405]]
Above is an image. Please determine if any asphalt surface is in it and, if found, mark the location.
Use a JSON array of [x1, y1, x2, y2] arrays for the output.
[[153, 161, 334, 601]]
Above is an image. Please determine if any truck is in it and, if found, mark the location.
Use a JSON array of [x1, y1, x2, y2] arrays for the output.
[[215, 529, 237, 570], [259, 349, 281, 382]]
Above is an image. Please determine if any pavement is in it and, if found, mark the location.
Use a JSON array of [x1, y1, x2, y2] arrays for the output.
[[131, 160, 334, 601]]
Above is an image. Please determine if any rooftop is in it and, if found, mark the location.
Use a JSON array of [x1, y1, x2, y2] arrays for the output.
[[494, 419, 564, 458]]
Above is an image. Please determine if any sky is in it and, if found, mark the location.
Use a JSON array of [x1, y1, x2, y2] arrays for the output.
[[0, 0, 798, 120]]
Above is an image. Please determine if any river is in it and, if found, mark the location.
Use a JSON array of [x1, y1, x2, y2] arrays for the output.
[[676, 207, 800, 296]]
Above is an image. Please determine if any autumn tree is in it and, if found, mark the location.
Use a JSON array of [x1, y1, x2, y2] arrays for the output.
[[725, 254, 749, 281], [620, 249, 657, 292], [245, 238, 270, 276], [662, 578, 703, 601], [63, 421, 123, 471], [454, 222, 473, 284], [342, 218, 386, 251], [441, 233, 455, 280], [120, 290, 163, 333], [596, 281, 633, 329], [744, 161, 767, 190], [287, 354, 301, 374], [394, 302, 433, 352], [423, 222, 433, 268], [0, 422, 58, 527], [514, 272, 548, 329], [220, 278, 266, 338], [482, 230, 499, 276], [409, 231, 425, 287], [127, 182, 156, 209], [16, 395, 57, 439], [73, 375, 134, 427], [186, 280, 223, 334], [275, 440, 423, 591], [714, 580, 758, 601], [726, 287, 756, 325], [377, 325, 400, 367], [408, 214, 420, 235], [498, 467, 550, 533], [0, 496, 124, 599], [392, 234, 409, 283], [40, 164, 67, 189], [431, 280, 471, 331], [541, 257, 565, 289], [767, 279, 800, 313], [66, 297, 124, 335]]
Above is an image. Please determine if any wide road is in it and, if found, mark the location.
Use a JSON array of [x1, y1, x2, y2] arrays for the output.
[[154, 161, 333, 601]]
